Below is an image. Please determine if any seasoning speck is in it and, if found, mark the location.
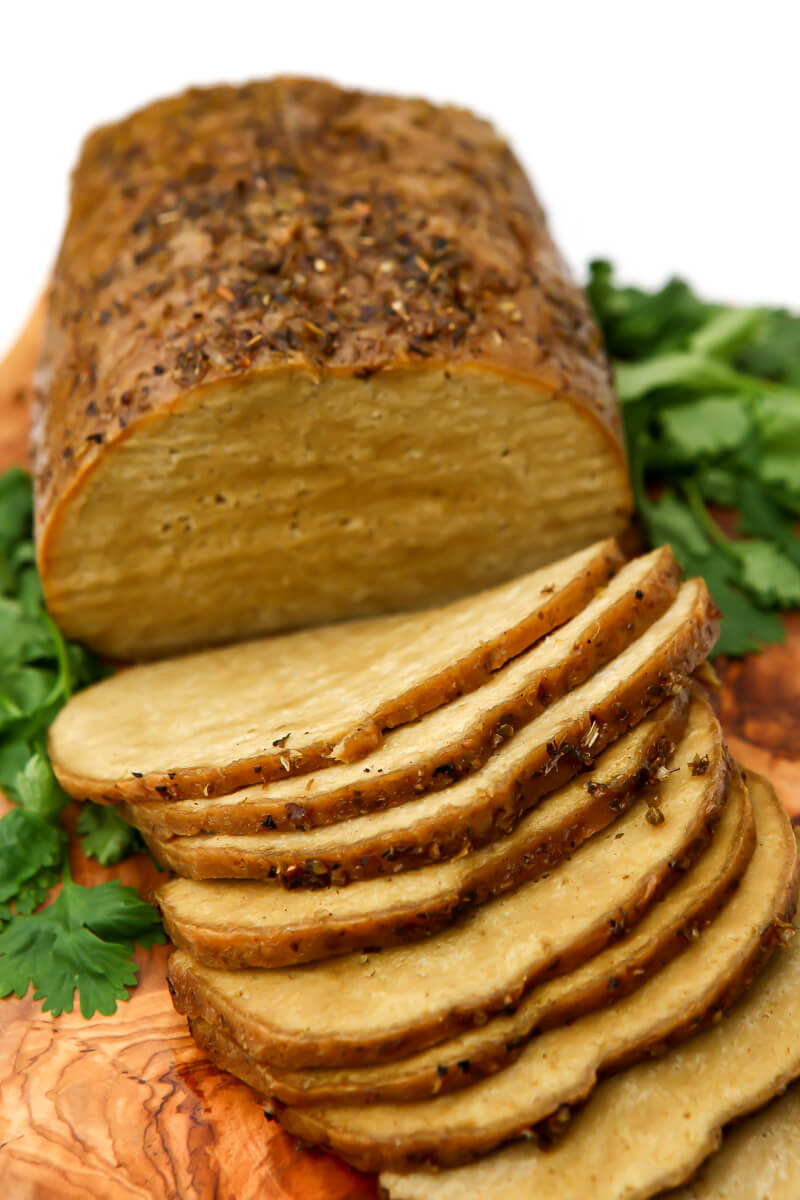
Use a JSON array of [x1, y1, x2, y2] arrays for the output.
[[689, 753, 710, 776]]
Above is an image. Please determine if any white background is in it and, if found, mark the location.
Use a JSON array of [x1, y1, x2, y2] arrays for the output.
[[2, 0, 799, 358]]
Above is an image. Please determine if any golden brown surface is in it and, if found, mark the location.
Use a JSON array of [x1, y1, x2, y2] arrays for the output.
[[1, 302, 799, 1198], [33, 79, 632, 659]]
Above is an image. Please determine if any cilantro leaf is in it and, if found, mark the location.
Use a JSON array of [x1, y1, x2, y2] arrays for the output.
[[614, 352, 760, 405], [0, 467, 34, 560], [15, 751, 70, 820], [0, 597, 57, 667], [11, 864, 62, 917], [699, 560, 785, 658], [687, 308, 765, 359], [77, 878, 165, 946], [734, 309, 800, 385], [733, 479, 800, 567], [752, 392, 800, 507], [734, 539, 800, 608], [642, 490, 785, 658], [697, 465, 739, 509], [0, 666, 58, 734], [586, 262, 714, 359], [643, 490, 710, 559], [0, 875, 165, 1018], [588, 263, 800, 657], [77, 803, 146, 866], [0, 808, 65, 905], [0, 740, 32, 801], [658, 396, 752, 464]]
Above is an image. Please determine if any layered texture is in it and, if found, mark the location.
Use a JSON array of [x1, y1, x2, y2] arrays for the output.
[[33, 78, 632, 661]]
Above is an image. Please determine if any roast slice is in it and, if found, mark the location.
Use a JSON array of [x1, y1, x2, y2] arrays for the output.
[[378, 781, 800, 1196], [167, 696, 728, 1070], [156, 693, 689, 968], [268, 773, 798, 1171], [139, 575, 715, 884], [188, 766, 755, 1106], [126, 547, 677, 842], [661, 1080, 800, 1199], [49, 540, 624, 804]]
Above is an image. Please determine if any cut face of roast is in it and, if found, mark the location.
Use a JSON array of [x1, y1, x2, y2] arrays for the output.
[[660, 1076, 800, 1200]]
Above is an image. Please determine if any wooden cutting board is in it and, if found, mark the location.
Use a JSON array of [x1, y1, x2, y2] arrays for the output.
[[0, 304, 798, 1199]]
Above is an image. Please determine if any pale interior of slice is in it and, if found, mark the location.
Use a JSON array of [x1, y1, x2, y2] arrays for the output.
[[661, 1079, 800, 1200], [141, 564, 694, 850], [49, 543, 652, 787], [188, 770, 753, 1107]]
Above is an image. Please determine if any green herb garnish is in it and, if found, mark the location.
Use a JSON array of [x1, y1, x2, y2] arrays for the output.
[[0, 866, 163, 1018], [0, 466, 163, 1017], [587, 263, 800, 656], [76, 801, 147, 866]]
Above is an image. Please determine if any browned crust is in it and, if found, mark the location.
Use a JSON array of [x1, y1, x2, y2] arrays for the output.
[[155, 692, 691, 969], [166, 742, 731, 1069], [184, 776, 756, 1105], [138, 575, 718, 887], [54, 542, 624, 806], [129, 547, 677, 833], [34, 78, 629, 598]]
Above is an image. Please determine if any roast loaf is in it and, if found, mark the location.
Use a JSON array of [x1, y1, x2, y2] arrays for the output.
[[33, 78, 632, 660]]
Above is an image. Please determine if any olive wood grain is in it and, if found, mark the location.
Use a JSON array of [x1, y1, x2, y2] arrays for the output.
[[0, 303, 797, 1198]]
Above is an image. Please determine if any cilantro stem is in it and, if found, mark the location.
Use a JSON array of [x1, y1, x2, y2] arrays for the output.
[[681, 480, 738, 560], [41, 610, 72, 701]]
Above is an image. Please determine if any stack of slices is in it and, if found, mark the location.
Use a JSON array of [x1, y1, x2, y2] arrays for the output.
[[49, 539, 800, 1199]]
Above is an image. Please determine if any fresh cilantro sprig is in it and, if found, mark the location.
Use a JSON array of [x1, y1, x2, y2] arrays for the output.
[[587, 263, 800, 656], [0, 467, 163, 1017], [0, 862, 164, 1018], [76, 802, 147, 866]]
